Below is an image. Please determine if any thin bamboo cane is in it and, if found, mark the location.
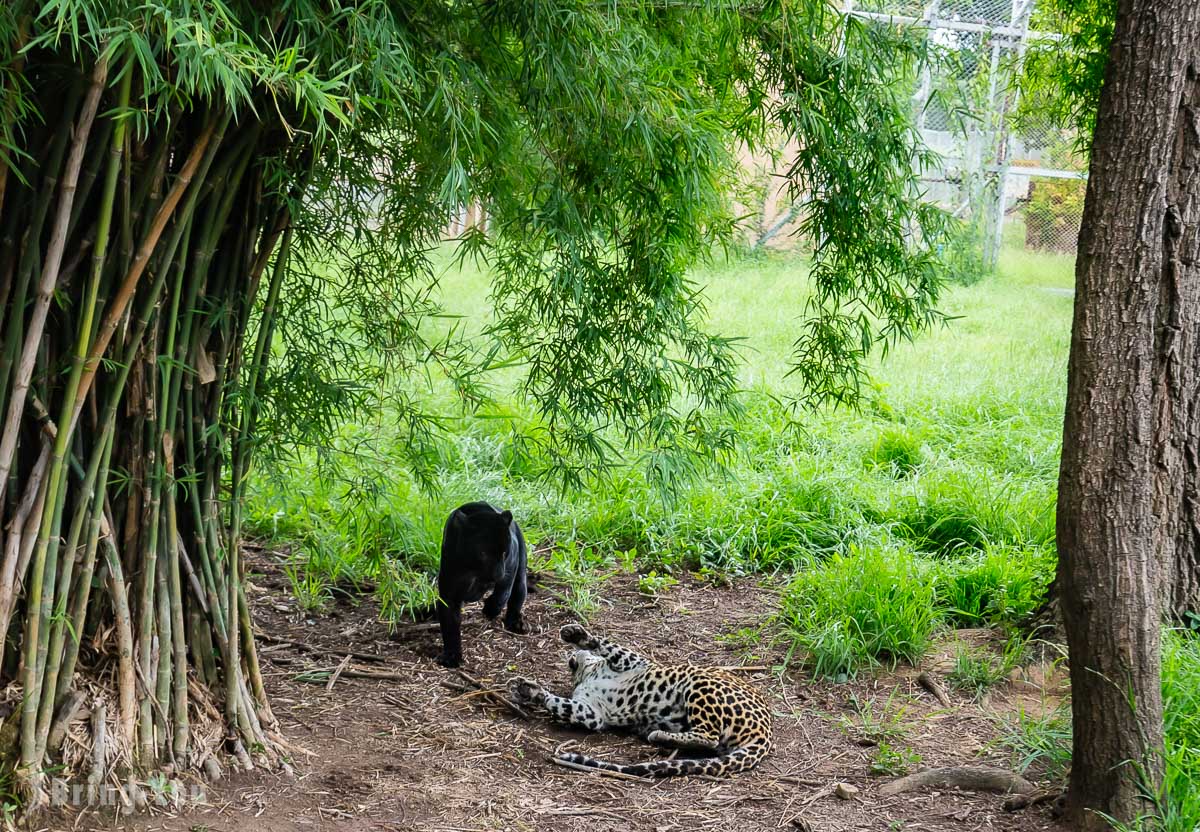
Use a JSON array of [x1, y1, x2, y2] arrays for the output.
[[64, 116, 114, 244], [238, 583, 275, 728], [53, 422, 114, 706], [183, 385, 228, 648], [136, 333, 164, 765], [0, 440, 49, 653], [153, 509, 173, 761], [0, 88, 78, 440], [164, 437, 189, 760], [24, 468, 66, 779], [103, 538, 136, 751], [224, 222, 294, 741], [34, 462, 95, 745]]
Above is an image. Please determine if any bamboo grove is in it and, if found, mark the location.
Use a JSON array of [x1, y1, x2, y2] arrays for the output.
[[0, 38, 308, 813], [0, 0, 952, 813]]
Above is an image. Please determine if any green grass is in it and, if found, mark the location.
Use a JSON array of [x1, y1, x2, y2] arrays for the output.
[[946, 636, 1028, 699], [1160, 632, 1200, 831], [778, 544, 939, 679]]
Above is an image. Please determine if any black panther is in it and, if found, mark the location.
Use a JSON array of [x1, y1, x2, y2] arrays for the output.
[[435, 501, 528, 668]]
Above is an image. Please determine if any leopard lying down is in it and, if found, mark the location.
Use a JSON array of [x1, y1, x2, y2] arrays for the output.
[[510, 624, 773, 777]]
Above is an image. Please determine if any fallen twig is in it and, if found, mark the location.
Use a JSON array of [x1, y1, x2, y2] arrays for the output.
[[257, 633, 387, 663], [916, 671, 952, 707], [325, 655, 352, 692], [451, 669, 531, 720], [879, 766, 1036, 797], [387, 622, 442, 638]]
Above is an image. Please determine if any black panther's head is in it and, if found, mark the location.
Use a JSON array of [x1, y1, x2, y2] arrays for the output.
[[453, 507, 513, 582]]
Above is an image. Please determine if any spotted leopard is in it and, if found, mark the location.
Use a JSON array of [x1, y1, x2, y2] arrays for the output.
[[509, 624, 773, 777]]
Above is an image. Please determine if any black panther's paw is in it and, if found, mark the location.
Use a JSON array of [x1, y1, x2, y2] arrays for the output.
[[482, 601, 503, 619], [509, 677, 545, 706], [559, 623, 594, 647], [503, 616, 528, 635], [435, 651, 462, 668]]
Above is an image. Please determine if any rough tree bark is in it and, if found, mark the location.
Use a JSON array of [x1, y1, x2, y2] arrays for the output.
[[1057, 0, 1200, 827]]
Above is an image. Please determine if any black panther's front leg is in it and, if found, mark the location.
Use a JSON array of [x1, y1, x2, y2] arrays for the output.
[[485, 521, 528, 634], [509, 678, 604, 731], [482, 577, 511, 619], [560, 624, 647, 672], [435, 599, 464, 667], [502, 570, 528, 634]]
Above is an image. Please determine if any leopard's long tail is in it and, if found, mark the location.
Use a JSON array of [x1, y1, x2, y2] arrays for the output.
[[556, 736, 771, 778]]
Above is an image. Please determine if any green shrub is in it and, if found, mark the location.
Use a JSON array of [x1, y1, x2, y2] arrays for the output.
[[866, 426, 924, 476], [871, 742, 922, 776], [637, 571, 679, 596], [932, 544, 1056, 627], [779, 545, 938, 679]]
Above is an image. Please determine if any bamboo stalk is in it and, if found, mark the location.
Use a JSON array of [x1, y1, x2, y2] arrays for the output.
[[0, 87, 79, 451], [0, 440, 49, 650], [104, 539, 136, 751], [238, 582, 275, 728], [153, 510, 173, 761], [164, 435, 189, 761], [54, 422, 114, 705], [224, 220, 293, 740], [24, 469, 67, 778], [183, 386, 228, 646]]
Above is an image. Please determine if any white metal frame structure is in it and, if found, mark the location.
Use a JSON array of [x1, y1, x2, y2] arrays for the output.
[[845, 0, 1086, 265]]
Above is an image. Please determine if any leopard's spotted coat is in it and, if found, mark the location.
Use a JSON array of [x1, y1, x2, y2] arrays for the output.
[[510, 624, 773, 777]]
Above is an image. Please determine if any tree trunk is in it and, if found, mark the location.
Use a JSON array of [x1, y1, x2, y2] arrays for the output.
[[1057, 0, 1200, 827]]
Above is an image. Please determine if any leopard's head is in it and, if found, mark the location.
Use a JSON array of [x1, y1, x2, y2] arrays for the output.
[[567, 649, 606, 687]]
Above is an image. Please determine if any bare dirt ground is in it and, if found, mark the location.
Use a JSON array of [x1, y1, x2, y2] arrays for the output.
[[74, 549, 1066, 832]]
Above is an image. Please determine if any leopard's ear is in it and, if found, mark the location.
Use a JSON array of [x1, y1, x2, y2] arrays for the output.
[[450, 509, 469, 530], [500, 509, 513, 526]]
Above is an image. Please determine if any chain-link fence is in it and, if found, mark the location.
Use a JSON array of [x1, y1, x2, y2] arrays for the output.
[[1009, 172, 1085, 253], [850, 0, 1086, 267]]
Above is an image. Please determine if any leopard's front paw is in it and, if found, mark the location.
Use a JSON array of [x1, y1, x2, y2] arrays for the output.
[[508, 676, 546, 706], [559, 623, 595, 647]]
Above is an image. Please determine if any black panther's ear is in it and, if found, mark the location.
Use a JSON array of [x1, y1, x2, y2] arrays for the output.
[[450, 509, 468, 530], [501, 510, 513, 526]]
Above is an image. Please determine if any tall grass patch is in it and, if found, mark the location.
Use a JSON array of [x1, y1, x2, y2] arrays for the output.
[[1161, 633, 1200, 831], [933, 543, 1056, 627], [780, 541, 1055, 677], [779, 545, 938, 678]]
